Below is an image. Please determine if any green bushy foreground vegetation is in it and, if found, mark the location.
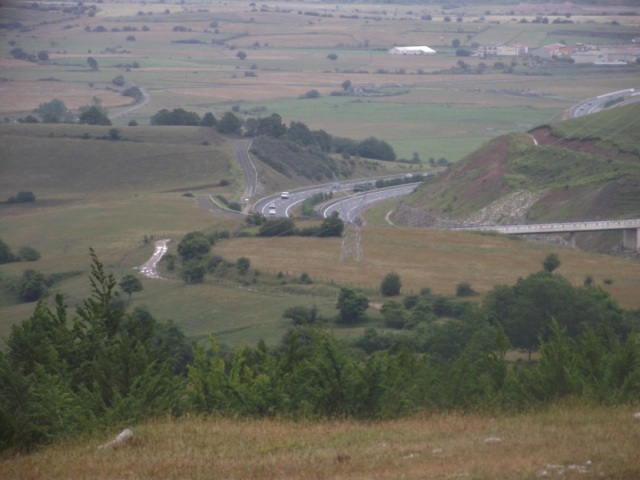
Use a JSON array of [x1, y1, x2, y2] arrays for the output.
[[2, 250, 639, 455]]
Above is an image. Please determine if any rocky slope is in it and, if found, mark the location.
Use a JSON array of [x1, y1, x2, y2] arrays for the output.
[[395, 104, 640, 252]]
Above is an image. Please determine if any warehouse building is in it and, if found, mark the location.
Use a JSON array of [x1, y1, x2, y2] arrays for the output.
[[388, 46, 436, 55]]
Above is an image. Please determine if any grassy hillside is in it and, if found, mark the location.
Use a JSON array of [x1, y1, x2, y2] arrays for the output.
[[2, 404, 639, 479], [2, 119, 640, 343], [0, 124, 235, 200], [400, 103, 640, 250], [0, 123, 429, 341]]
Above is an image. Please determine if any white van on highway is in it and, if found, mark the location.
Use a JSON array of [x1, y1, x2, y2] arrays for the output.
[[281, 191, 289, 199]]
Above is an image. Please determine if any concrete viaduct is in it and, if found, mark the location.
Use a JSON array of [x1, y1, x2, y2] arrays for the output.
[[453, 219, 640, 250]]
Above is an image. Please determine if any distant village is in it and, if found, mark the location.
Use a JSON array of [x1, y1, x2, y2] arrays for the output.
[[389, 41, 640, 66], [476, 41, 640, 65]]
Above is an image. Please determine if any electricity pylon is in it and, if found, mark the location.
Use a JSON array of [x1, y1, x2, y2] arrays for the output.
[[340, 195, 364, 262]]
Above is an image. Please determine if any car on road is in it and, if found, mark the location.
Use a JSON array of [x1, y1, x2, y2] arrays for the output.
[[269, 204, 277, 215], [281, 191, 289, 199]]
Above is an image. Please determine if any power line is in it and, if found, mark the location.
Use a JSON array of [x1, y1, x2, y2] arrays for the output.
[[340, 195, 365, 262]]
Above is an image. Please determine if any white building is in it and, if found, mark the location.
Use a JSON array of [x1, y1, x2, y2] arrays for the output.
[[572, 48, 640, 64], [388, 46, 436, 55], [476, 43, 528, 57]]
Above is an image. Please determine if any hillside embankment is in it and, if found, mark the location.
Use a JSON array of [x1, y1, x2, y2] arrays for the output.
[[393, 107, 640, 255]]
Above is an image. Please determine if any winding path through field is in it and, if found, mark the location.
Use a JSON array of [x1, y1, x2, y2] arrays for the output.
[[109, 86, 150, 121]]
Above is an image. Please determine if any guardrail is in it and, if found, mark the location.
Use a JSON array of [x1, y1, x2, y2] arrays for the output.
[[453, 219, 640, 235]]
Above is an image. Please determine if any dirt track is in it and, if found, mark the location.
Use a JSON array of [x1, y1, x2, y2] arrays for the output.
[[139, 239, 170, 279]]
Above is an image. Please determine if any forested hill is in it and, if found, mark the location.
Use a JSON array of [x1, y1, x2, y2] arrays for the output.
[[398, 103, 640, 244]]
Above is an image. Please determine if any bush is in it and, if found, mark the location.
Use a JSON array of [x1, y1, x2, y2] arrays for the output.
[[19, 270, 48, 302], [300, 272, 312, 284], [181, 259, 207, 284], [236, 257, 251, 275], [18, 246, 40, 262], [336, 287, 369, 324], [455, 282, 476, 297], [380, 272, 402, 296], [0, 238, 16, 263], [7, 191, 36, 204], [258, 218, 295, 237], [381, 300, 407, 329], [122, 86, 143, 102], [177, 231, 213, 262], [301, 89, 320, 99], [283, 305, 318, 325], [403, 294, 420, 310], [151, 108, 201, 126]]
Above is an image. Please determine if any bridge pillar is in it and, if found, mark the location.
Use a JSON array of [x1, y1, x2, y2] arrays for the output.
[[623, 228, 639, 250], [569, 232, 576, 248]]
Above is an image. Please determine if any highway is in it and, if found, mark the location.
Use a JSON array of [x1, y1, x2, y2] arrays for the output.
[[199, 88, 640, 243], [319, 184, 419, 224], [569, 87, 639, 118], [252, 173, 434, 220]]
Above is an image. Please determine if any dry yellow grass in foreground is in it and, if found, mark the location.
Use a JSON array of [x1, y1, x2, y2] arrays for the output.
[[3, 404, 639, 479]]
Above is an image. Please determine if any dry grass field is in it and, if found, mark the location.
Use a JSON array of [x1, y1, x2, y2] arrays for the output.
[[212, 225, 640, 310], [2, 403, 639, 479]]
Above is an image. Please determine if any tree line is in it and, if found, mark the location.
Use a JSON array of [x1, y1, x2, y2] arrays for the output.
[[17, 100, 401, 182], [18, 98, 112, 127], [149, 108, 398, 179], [1, 250, 639, 452]]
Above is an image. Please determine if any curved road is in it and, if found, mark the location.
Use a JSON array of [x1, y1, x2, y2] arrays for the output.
[[320, 184, 420, 224], [253, 173, 434, 219], [569, 87, 639, 118], [140, 86, 640, 277], [233, 139, 261, 211]]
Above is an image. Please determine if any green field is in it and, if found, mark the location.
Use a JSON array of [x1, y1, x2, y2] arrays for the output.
[[2, 1, 639, 162], [1, 1, 640, 345]]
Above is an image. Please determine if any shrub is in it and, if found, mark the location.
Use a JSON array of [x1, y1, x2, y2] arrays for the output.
[[283, 305, 318, 325], [381, 300, 407, 329], [403, 294, 420, 310], [7, 191, 36, 204], [18, 246, 40, 262], [181, 259, 207, 284], [455, 282, 476, 297], [300, 89, 320, 99], [0, 238, 16, 263], [300, 272, 312, 284], [236, 257, 250, 275], [19, 270, 48, 302], [177, 231, 213, 262], [380, 272, 402, 296], [258, 218, 295, 237]]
